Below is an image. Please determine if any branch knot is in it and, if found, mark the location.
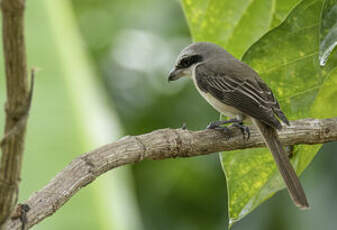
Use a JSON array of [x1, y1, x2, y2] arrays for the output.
[[133, 136, 147, 162]]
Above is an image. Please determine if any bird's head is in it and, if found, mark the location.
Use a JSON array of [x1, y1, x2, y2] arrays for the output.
[[168, 42, 226, 81]]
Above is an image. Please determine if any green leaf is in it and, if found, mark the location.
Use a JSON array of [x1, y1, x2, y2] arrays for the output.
[[313, 0, 337, 116], [181, 0, 302, 58], [271, 0, 303, 27], [220, 0, 337, 226], [182, 0, 337, 227], [319, 0, 337, 65]]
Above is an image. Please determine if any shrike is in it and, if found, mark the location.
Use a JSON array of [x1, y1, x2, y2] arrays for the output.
[[168, 42, 309, 209]]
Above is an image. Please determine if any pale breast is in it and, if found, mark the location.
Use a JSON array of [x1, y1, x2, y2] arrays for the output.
[[191, 67, 243, 118]]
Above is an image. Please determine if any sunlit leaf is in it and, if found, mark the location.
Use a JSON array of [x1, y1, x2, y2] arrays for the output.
[[319, 0, 337, 65], [220, 0, 337, 226], [271, 0, 303, 27], [182, 0, 337, 227], [182, 0, 273, 59], [182, 0, 302, 58]]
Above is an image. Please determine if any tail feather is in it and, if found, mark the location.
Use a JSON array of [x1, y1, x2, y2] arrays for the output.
[[251, 118, 309, 209]]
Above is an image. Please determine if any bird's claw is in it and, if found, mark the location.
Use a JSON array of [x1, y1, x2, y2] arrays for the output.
[[206, 120, 234, 129], [206, 121, 231, 139], [206, 119, 250, 140], [215, 127, 231, 139], [231, 122, 250, 140], [206, 122, 218, 129]]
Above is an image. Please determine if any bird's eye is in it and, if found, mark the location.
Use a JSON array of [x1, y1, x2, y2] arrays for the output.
[[180, 58, 191, 68], [177, 55, 202, 69]]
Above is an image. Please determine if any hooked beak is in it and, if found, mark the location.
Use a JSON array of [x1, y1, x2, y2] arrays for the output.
[[168, 67, 184, 82]]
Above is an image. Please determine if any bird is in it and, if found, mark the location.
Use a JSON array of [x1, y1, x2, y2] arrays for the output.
[[168, 42, 309, 209]]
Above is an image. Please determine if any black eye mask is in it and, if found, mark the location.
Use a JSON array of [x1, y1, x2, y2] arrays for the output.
[[177, 55, 202, 68]]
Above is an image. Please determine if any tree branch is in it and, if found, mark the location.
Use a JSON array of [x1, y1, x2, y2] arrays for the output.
[[3, 117, 337, 229], [0, 0, 32, 228]]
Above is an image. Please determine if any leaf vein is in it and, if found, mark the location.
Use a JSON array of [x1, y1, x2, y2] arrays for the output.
[[260, 51, 318, 75]]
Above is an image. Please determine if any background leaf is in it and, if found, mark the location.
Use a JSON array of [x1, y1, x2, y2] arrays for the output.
[[220, 0, 337, 226], [319, 0, 337, 65], [182, 0, 302, 58], [271, 0, 303, 27], [182, 0, 337, 227]]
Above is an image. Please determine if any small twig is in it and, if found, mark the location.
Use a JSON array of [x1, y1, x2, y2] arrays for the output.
[[4, 117, 337, 230]]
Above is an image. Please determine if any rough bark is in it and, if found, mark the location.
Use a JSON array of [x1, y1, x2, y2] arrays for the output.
[[0, 0, 32, 228], [4, 117, 337, 229]]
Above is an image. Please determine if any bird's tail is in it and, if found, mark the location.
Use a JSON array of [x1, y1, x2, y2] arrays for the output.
[[251, 118, 309, 209]]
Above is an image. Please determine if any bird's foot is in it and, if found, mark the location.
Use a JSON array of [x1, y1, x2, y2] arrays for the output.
[[206, 119, 243, 140], [206, 119, 240, 129], [230, 122, 250, 140], [211, 126, 231, 140]]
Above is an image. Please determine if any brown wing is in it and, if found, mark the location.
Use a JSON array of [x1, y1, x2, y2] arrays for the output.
[[195, 64, 289, 129]]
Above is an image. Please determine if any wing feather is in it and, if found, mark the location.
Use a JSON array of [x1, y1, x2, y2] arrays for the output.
[[195, 64, 289, 129]]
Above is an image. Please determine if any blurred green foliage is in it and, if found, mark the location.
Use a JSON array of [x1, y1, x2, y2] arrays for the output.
[[72, 0, 229, 229], [0, 1, 102, 229]]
